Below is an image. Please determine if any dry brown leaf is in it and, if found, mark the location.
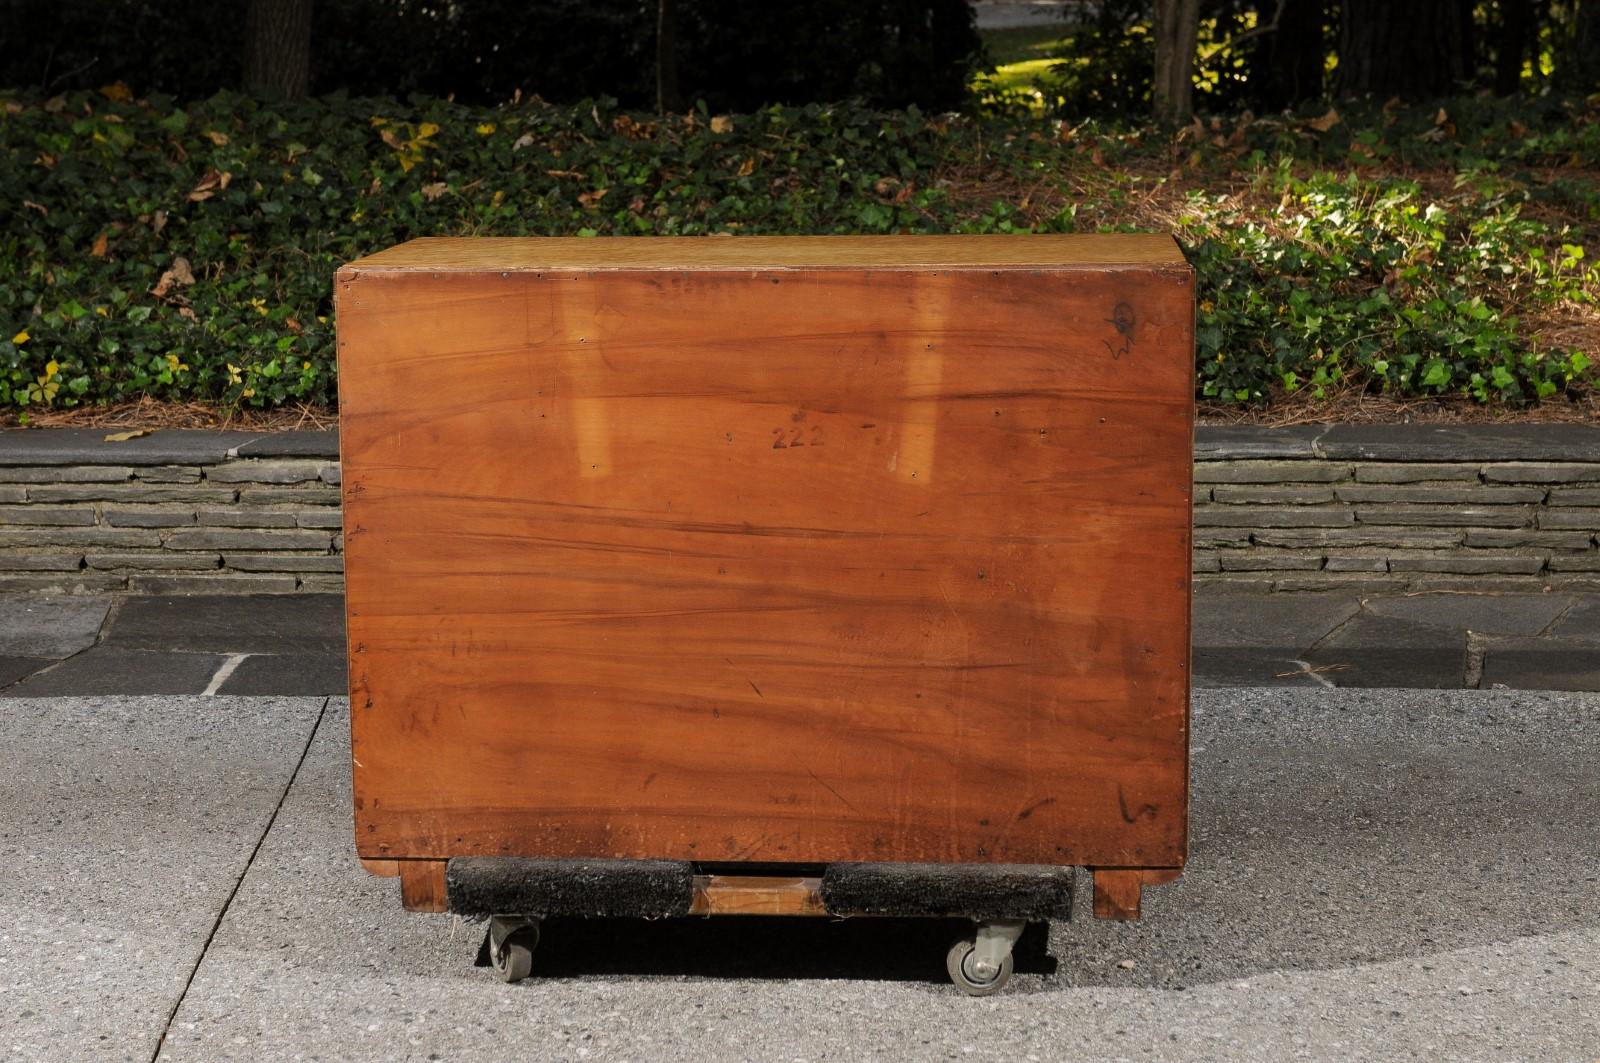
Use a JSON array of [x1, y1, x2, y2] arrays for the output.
[[420, 182, 449, 201], [1509, 120, 1529, 138], [736, 157, 755, 177], [205, 130, 229, 146], [513, 132, 536, 150], [151, 256, 197, 300], [42, 95, 65, 113], [23, 199, 47, 216], [90, 232, 109, 258], [1306, 108, 1341, 133], [710, 115, 733, 134], [103, 429, 153, 442], [578, 187, 610, 209], [149, 209, 167, 235], [188, 168, 231, 201]]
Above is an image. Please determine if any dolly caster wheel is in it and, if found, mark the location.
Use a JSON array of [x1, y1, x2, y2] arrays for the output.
[[487, 915, 540, 983], [945, 919, 1024, 996]]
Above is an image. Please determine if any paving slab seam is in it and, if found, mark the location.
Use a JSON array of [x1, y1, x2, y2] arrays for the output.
[[200, 652, 252, 696], [0, 636, 99, 694], [1532, 595, 1582, 638], [1302, 599, 1369, 654], [147, 694, 332, 1062]]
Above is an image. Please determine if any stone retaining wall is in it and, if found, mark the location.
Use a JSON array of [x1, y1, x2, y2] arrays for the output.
[[0, 429, 342, 594], [1194, 423, 1600, 594], [1, 423, 1597, 594]]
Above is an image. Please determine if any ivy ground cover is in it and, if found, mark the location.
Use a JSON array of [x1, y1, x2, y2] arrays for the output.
[[2, 89, 1596, 415]]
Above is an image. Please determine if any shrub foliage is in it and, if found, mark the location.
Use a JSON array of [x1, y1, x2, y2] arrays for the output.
[[1, 89, 1595, 411]]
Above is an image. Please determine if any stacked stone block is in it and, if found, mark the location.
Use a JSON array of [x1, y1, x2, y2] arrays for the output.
[[2, 424, 1598, 594], [1193, 424, 1600, 594], [0, 430, 342, 594]]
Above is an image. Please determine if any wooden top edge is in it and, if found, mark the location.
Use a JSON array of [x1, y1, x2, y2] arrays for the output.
[[340, 234, 1190, 272]]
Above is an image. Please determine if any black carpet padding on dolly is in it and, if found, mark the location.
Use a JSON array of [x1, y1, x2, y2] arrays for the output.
[[821, 862, 1075, 920], [447, 857, 695, 918]]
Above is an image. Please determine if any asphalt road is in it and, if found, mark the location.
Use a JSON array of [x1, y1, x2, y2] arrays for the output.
[[3, 688, 1597, 1061]]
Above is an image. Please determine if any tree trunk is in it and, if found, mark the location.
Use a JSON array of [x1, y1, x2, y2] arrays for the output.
[[1494, 0, 1534, 94], [1557, 0, 1600, 91], [1260, 0, 1328, 108], [1337, 0, 1470, 98], [245, 0, 312, 99], [1152, 0, 1201, 121], [656, 0, 681, 113]]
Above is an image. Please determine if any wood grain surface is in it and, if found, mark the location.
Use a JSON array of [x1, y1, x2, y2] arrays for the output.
[[338, 236, 1194, 872], [344, 234, 1187, 272]]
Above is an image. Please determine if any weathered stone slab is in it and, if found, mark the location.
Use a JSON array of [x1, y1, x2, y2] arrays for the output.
[[1193, 425, 1324, 460], [197, 509, 299, 528], [0, 465, 133, 483], [0, 527, 161, 548], [1193, 556, 1222, 572], [294, 510, 342, 529], [128, 573, 299, 594], [1317, 423, 1600, 462], [232, 430, 340, 458], [1546, 553, 1600, 572], [1191, 591, 1360, 647], [1386, 552, 1546, 575], [1193, 574, 1278, 594], [318, 464, 341, 485], [1354, 506, 1531, 528], [204, 460, 327, 485], [26, 483, 238, 504], [0, 572, 125, 593], [103, 507, 198, 528], [0, 553, 85, 571], [1252, 528, 1464, 549], [1352, 463, 1482, 483], [1462, 528, 1594, 549], [1547, 488, 1600, 506], [236, 486, 341, 506], [1194, 461, 1351, 484], [0, 428, 260, 466], [1194, 507, 1353, 528], [1481, 462, 1600, 484], [163, 529, 333, 552], [86, 552, 222, 571], [0, 506, 96, 526], [1538, 509, 1600, 530], [1362, 592, 1573, 636], [1323, 556, 1389, 572], [1481, 642, 1600, 690], [296, 574, 345, 592], [1406, 575, 1559, 594], [1211, 485, 1336, 505], [1272, 574, 1409, 595], [104, 593, 345, 653], [133, 465, 202, 483], [224, 554, 344, 573], [0, 486, 21, 504], [1335, 485, 1546, 505], [1216, 553, 1324, 571]]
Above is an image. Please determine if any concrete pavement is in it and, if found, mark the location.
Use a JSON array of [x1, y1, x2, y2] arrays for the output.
[[3, 689, 1596, 1061]]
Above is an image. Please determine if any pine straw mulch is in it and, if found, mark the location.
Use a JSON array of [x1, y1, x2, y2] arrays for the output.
[[3, 390, 1595, 433], [0, 397, 337, 432]]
